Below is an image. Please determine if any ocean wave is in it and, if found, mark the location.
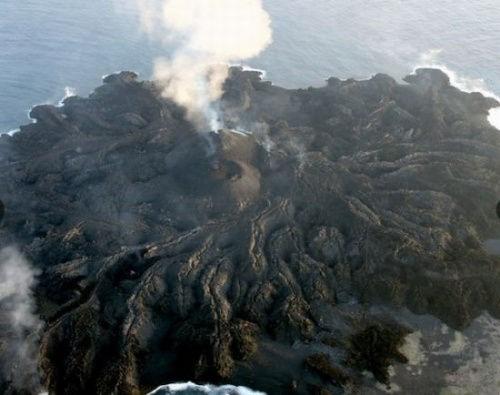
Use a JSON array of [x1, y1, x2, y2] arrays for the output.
[[57, 86, 77, 106], [3, 128, 20, 136], [0, 86, 77, 136], [415, 49, 500, 130], [229, 64, 268, 80], [148, 382, 266, 395], [101, 70, 141, 81]]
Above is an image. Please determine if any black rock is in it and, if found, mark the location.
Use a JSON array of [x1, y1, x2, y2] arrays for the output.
[[1, 68, 500, 395]]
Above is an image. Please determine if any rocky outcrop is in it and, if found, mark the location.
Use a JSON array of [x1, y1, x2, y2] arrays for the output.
[[0, 68, 499, 394]]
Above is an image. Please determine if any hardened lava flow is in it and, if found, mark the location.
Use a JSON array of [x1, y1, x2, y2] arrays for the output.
[[0, 67, 499, 394]]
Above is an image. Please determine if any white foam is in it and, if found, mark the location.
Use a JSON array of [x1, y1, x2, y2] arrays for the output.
[[148, 382, 266, 395], [26, 106, 40, 123], [1, 84, 76, 135], [230, 64, 268, 80], [101, 70, 140, 81], [57, 86, 77, 106], [415, 49, 500, 130], [488, 108, 500, 131], [1, 128, 20, 136]]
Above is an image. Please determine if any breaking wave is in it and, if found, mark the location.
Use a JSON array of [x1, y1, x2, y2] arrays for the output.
[[1, 86, 77, 136], [57, 86, 77, 106], [148, 382, 266, 395], [415, 49, 500, 130]]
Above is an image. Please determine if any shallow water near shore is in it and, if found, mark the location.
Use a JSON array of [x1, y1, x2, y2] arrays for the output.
[[1, 0, 500, 133]]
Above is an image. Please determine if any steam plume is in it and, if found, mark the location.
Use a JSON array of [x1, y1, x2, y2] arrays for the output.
[[133, 0, 273, 130], [0, 247, 44, 393]]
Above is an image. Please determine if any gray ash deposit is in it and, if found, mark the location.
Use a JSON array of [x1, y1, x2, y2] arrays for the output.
[[0, 67, 499, 395]]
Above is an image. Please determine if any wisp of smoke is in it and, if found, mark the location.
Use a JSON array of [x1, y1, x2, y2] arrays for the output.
[[132, 0, 273, 131], [0, 247, 44, 393]]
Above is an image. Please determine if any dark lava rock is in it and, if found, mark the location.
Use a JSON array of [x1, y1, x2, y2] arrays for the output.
[[304, 354, 350, 386], [346, 323, 410, 385], [1, 67, 500, 394]]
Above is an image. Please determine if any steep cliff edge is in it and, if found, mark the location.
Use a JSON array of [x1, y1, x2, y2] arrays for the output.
[[1, 68, 499, 394]]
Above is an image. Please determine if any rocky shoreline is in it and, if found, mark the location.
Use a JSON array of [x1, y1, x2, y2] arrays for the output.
[[0, 67, 499, 394]]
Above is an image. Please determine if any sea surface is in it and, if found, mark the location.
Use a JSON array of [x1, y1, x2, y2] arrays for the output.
[[1, 0, 500, 133]]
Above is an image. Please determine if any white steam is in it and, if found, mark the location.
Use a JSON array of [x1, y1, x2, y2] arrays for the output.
[[132, 0, 273, 131], [416, 49, 500, 130], [0, 247, 44, 393]]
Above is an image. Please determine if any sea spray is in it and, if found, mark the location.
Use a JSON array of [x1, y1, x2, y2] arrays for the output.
[[416, 49, 500, 130], [1, 86, 77, 135], [57, 86, 77, 107]]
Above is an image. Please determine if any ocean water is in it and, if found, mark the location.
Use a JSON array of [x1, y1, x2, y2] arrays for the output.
[[1, 0, 500, 133]]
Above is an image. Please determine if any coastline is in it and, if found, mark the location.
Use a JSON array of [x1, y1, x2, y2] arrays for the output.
[[1, 66, 499, 394], [3, 63, 500, 136]]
